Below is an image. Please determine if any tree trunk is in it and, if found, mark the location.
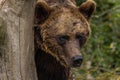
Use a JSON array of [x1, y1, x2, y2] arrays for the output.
[[0, 0, 37, 80]]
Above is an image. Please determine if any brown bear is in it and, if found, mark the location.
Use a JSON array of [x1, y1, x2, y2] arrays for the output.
[[34, 0, 96, 80]]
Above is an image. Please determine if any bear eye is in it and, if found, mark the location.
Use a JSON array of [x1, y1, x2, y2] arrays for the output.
[[56, 35, 69, 45], [76, 34, 86, 46]]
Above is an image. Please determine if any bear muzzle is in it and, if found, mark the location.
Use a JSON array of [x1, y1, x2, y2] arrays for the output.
[[64, 40, 83, 67]]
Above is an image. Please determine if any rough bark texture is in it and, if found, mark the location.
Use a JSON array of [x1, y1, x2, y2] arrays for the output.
[[0, 0, 37, 80]]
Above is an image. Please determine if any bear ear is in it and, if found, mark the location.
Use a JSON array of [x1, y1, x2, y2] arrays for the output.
[[79, 0, 96, 21], [34, 2, 51, 24]]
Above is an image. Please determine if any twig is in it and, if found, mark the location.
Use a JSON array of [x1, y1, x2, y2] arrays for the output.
[[94, 5, 120, 18]]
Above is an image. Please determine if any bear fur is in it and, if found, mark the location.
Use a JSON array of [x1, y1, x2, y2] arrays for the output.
[[34, 0, 96, 80]]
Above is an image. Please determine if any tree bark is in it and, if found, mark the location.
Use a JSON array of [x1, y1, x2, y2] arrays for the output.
[[0, 0, 37, 80]]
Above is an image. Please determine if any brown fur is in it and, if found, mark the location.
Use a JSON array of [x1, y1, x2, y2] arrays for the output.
[[34, 0, 96, 80]]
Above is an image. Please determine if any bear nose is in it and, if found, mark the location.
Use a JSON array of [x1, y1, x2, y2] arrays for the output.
[[72, 56, 83, 67]]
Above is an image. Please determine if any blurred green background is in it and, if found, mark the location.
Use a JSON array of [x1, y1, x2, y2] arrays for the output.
[[74, 0, 120, 80]]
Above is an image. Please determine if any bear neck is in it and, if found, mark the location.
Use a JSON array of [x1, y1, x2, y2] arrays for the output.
[[35, 48, 72, 80]]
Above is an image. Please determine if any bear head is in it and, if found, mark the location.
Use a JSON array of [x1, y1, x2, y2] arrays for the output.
[[34, 0, 96, 67]]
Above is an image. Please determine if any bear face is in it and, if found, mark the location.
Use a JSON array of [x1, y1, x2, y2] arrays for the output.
[[34, 0, 96, 67]]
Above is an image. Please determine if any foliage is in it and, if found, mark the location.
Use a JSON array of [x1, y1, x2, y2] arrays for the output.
[[74, 0, 120, 79]]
